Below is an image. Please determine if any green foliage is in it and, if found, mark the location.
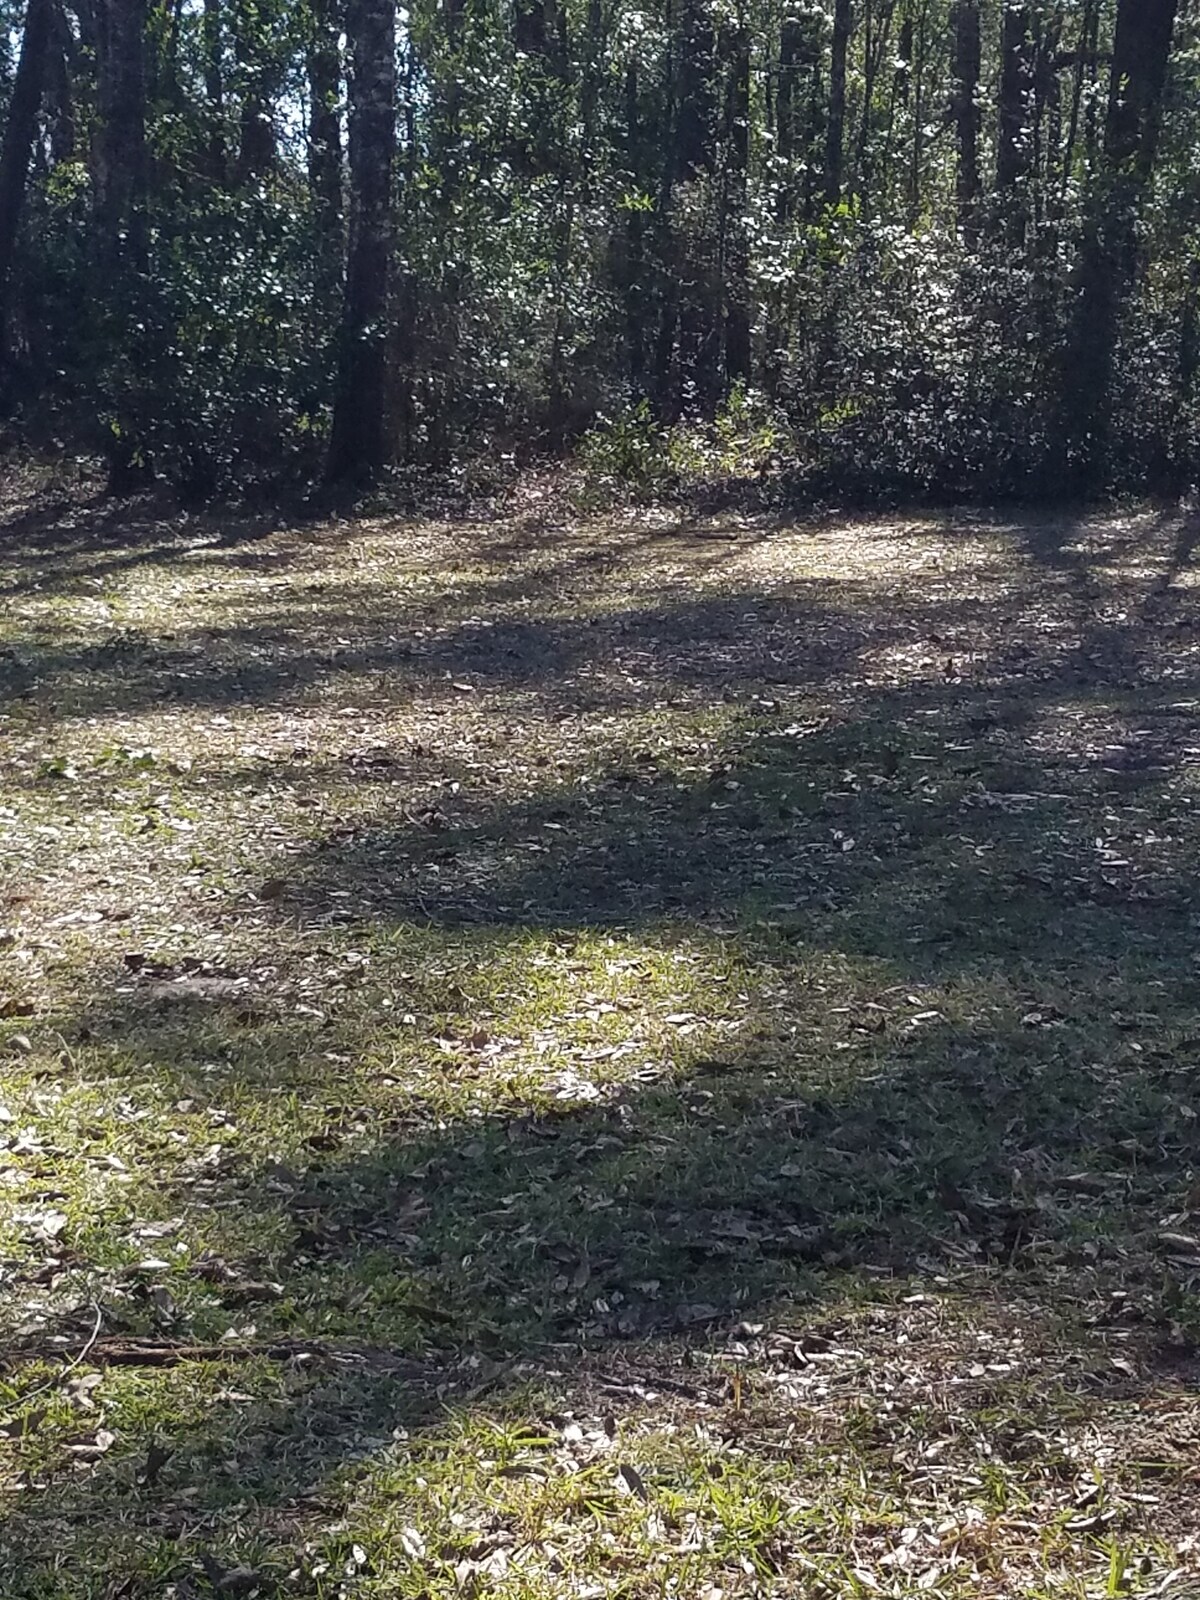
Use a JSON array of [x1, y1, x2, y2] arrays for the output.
[[0, 0, 1197, 495], [579, 401, 672, 495]]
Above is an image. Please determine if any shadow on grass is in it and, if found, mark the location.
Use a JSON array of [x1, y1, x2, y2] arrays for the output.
[[5, 508, 1200, 1592]]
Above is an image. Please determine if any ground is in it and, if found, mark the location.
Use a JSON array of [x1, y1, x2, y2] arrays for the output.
[[2, 477, 1200, 1599]]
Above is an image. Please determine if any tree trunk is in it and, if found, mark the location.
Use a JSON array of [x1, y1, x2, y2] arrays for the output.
[[233, 0, 279, 184], [722, 17, 750, 388], [824, 0, 851, 204], [95, 0, 148, 266], [325, 0, 396, 482], [0, 0, 54, 366], [763, 14, 807, 395], [202, 0, 226, 182], [93, 0, 151, 492], [996, 3, 1035, 210], [1065, 0, 1179, 489], [307, 0, 342, 306], [951, 0, 980, 234]]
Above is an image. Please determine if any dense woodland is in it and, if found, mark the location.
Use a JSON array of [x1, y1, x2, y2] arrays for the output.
[[0, 0, 1194, 498]]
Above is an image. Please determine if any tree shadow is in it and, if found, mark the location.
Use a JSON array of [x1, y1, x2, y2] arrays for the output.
[[4, 505, 1200, 1592]]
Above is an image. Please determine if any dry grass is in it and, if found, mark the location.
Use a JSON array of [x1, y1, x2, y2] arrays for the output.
[[1, 479, 1200, 1597]]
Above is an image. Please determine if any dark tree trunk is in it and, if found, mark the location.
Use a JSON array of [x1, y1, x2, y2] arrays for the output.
[[763, 14, 808, 395], [0, 0, 54, 366], [93, 0, 152, 492], [95, 0, 148, 267], [45, 3, 75, 165], [676, 0, 716, 180], [824, 0, 851, 203], [234, 0, 277, 183], [325, 0, 396, 482], [307, 0, 342, 304], [996, 3, 1035, 205], [951, 0, 980, 233], [722, 17, 750, 387], [1065, 0, 1179, 489], [202, 0, 226, 182], [621, 61, 647, 391]]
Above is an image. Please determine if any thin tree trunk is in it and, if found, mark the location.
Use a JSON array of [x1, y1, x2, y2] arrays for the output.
[[93, 0, 152, 492], [94, 0, 148, 270], [307, 0, 342, 307], [722, 15, 750, 387], [325, 0, 396, 482], [0, 0, 54, 366], [1065, 0, 1179, 489], [764, 14, 805, 395], [824, 0, 851, 204], [996, 3, 1035, 216], [202, 0, 226, 181], [234, 0, 277, 183], [951, 0, 980, 234]]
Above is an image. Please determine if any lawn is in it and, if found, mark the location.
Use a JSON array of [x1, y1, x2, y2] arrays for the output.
[[1, 479, 1200, 1598]]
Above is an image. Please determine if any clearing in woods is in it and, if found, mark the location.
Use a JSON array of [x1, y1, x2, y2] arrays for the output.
[[2, 483, 1200, 1598]]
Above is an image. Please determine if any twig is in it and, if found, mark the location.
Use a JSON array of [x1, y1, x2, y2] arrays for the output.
[[3, 1301, 103, 1409]]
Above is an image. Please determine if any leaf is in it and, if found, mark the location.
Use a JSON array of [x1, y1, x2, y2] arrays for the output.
[[617, 1463, 649, 1501], [399, 1526, 426, 1559], [66, 1427, 116, 1458]]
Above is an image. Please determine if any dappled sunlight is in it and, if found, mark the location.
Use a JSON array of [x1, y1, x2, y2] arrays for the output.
[[5, 498, 1200, 1594]]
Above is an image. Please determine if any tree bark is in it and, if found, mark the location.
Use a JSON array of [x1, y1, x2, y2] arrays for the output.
[[722, 17, 750, 387], [951, 0, 980, 234], [824, 0, 851, 204], [307, 0, 342, 305], [93, 0, 152, 492], [325, 0, 396, 482], [996, 4, 1035, 203], [0, 0, 54, 366], [94, 0, 149, 268], [1065, 0, 1179, 489], [202, 0, 226, 182], [235, 3, 277, 185]]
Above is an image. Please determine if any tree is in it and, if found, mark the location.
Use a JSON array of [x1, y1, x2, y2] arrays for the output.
[[1065, 0, 1180, 486], [306, 0, 342, 306], [951, 0, 980, 233], [93, 0, 151, 493], [325, 0, 396, 482], [824, 0, 852, 203], [996, 2, 1035, 233], [0, 0, 54, 368]]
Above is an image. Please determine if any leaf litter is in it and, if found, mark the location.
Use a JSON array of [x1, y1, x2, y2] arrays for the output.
[[0, 491, 1199, 1593]]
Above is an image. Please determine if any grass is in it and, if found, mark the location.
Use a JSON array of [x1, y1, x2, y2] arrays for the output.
[[1, 481, 1200, 1596]]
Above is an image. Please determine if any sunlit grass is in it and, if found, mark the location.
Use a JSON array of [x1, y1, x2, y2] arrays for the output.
[[1, 495, 1198, 1595]]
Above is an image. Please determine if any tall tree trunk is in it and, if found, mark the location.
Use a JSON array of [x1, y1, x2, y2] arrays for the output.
[[234, 0, 277, 183], [1064, 0, 1179, 489], [95, 0, 148, 266], [763, 13, 806, 395], [94, 0, 151, 492], [996, 1, 1035, 234], [307, 0, 342, 306], [622, 60, 648, 392], [0, 0, 54, 367], [202, 0, 226, 181], [722, 16, 750, 387], [824, 0, 851, 203], [951, 0, 980, 235], [655, 0, 719, 414], [325, 0, 396, 482]]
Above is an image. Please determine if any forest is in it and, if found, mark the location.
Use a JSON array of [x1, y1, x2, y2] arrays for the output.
[[4, 5, 1200, 1599], [0, 0, 1194, 499]]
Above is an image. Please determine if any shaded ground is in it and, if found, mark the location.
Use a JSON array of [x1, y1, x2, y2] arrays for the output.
[[2, 481, 1200, 1597]]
